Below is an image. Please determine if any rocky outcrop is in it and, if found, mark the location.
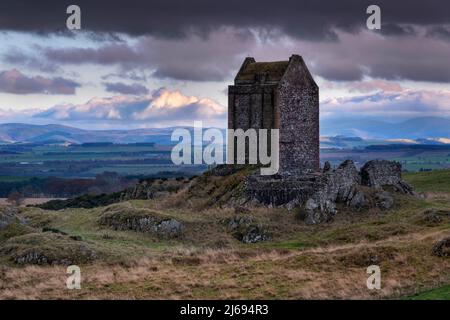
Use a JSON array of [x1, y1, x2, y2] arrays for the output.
[[244, 159, 414, 225], [322, 161, 332, 173], [375, 191, 395, 210], [300, 160, 365, 224], [0, 233, 96, 265], [361, 160, 414, 194], [432, 237, 450, 257], [121, 179, 183, 201], [99, 206, 184, 239], [423, 211, 443, 225], [121, 180, 156, 200], [422, 208, 449, 225], [226, 215, 270, 243]]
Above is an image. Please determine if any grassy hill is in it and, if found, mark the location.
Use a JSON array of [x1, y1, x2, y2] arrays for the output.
[[0, 169, 449, 299]]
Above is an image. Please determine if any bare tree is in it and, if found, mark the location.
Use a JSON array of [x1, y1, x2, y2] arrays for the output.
[[6, 191, 24, 207]]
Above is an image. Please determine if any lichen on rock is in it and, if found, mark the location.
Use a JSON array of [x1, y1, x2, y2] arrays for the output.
[[226, 215, 270, 243], [0, 232, 96, 265], [361, 160, 414, 194], [432, 237, 450, 257], [99, 205, 184, 239]]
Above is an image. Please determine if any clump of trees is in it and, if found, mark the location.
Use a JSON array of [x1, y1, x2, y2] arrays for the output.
[[0, 172, 137, 198]]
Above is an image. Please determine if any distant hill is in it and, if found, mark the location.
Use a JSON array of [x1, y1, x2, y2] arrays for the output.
[[1, 117, 450, 146], [321, 117, 450, 139], [0, 123, 180, 145]]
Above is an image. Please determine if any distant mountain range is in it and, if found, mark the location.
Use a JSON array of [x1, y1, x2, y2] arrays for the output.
[[321, 117, 450, 139], [0, 123, 178, 145], [0, 116, 450, 146]]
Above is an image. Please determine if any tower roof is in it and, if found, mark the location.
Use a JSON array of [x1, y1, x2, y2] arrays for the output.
[[235, 60, 290, 83]]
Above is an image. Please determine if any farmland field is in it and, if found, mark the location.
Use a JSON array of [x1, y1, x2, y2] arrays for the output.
[[0, 142, 205, 179], [321, 145, 450, 172]]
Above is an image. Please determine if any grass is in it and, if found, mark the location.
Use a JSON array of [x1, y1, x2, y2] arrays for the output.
[[406, 285, 450, 300], [403, 169, 450, 193]]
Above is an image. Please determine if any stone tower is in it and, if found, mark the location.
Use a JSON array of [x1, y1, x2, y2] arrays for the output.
[[228, 54, 319, 174]]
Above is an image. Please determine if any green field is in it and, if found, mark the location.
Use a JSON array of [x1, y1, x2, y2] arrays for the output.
[[394, 150, 450, 171], [0, 143, 204, 179], [0, 176, 31, 182], [406, 285, 450, 300], [403, 169, 450, 193]]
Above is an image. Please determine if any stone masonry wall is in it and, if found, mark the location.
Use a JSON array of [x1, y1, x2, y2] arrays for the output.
[[277, 57, 319, 174]]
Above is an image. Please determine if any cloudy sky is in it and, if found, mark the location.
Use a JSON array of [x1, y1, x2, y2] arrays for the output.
[[0, 0, 449, 130]]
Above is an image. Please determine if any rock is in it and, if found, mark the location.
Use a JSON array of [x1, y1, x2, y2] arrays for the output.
[[301, 160, 359, 224], [361, 160, 414, 194], [120, 179, 182, 201], [99, 206, 184, 239], [285, 198, 300, 211], [375, 191, 394, 210], [322, 160, 361, 203], [301, 197, 336, 225], [323, 161, 331, 172], [245, 158, 416, 224], [347, 188, 367, 210], [227, 215, 270, 243], [0, 233, 96, 265], [361, 160, 401, 187], [423, 209, 443, 225], [432, 237, 450, 257], [155, 219, 184, 239]]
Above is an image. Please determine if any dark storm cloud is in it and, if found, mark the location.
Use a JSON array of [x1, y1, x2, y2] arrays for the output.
[[11, 27, 450, 83], [3, 1, 450, 83], [44, 44, 143, 66], [1, 0, 449, 40], [3, 49, 60, 72], [0, 69, 80, 94], [427, 25, 450, 40], [32, 29, 254, 82], [104, 82, 149, 95]]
